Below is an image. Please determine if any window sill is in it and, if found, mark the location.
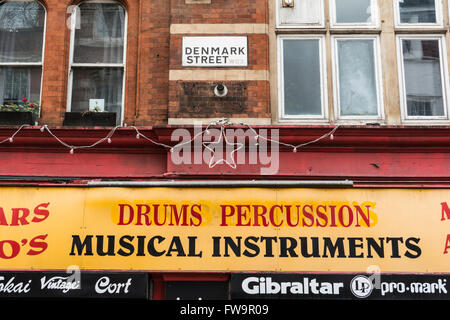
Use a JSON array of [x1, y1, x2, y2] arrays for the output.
[[63, 112, 117, 127], [394, 28, 447, 34], [0, 112, 36, 126], [275, 28, 327, 35], [400, 119, 450, 126], [329, 28, 381, 35], [168, 117, 271, 126], [275, 118, 330, 125]]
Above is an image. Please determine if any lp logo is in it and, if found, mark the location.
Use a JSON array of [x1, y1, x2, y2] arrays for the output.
[[350, 275, 374, 298]]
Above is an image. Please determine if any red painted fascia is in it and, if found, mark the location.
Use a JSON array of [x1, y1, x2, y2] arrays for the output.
[[0, 126, 163, 151], [0, 125, 450, 186], [1, 125, 450, 151], [154, 125, 450, 150]]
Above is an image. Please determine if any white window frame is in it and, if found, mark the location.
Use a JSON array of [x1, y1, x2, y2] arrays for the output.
[[331, 35, 384, 121], [0, 0, 46, 116], [394, 0, 443, 29], [329, 0, 379, 29], [275, 0, 325, 29], [277, 34, 328, 122], [396, 34, 450, 122], [67, 0, 127, 125]]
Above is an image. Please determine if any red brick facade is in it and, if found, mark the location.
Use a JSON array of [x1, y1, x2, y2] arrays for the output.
[[170, 0, 267, 24], [36, 0, 269, 126]]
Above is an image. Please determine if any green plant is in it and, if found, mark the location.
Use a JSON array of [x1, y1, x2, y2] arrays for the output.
[[0, 98, 40, 116], [90, 105, 103, 113], [81, 105, 104, 116]]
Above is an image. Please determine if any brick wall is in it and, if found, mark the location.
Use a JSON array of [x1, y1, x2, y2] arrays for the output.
[[168, 0, 269, 123], [129, 0, 170, 126], [169, 80, 270, 119], [36, 0, 269, 126], [170, 0, 267, 24], [39, 0, 71, 126]]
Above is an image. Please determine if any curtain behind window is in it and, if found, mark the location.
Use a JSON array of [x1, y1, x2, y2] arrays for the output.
[[70, 2, 125, 120], [73, 3, 125, 64], [0, 1, 44, 105], [0, 1, 45, 63]]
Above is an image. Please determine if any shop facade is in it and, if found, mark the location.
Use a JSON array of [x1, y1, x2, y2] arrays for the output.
[[1, 0, 450, 301]]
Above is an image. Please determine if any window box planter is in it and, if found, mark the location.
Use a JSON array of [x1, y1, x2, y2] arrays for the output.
[[0, 112, 36, 126], [63, 112, 117, 127]]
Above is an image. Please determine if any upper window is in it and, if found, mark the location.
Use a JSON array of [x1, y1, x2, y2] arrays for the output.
[[394, 0, 443, 27], [278, 35, 327, 120], [68, 1, 126, 124], [332, 36, 384, 119], [330, 0, 379, 28], [276, 0, 324, 28], [397, 35, 449, 120], [0, 0, 45, 106]]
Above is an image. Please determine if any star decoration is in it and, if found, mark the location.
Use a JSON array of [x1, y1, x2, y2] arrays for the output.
[[202, 126, 244, 169]]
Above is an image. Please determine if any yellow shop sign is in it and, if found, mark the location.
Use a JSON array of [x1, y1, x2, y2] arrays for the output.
[[0, 187, 449, 273]]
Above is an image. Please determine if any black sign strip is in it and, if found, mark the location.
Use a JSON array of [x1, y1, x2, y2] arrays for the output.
[[0, 272, 148, 299], [231, 273, 450, 300]]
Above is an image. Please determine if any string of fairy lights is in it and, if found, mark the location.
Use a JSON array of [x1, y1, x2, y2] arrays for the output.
[[0, 119, 339, 168]]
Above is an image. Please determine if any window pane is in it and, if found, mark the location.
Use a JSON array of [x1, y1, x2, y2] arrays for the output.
[[283, 39, 322, 116], [337, 40, 378, 116], [0, 66, 42, 105], [71, 67, 123, 117], [73, 3, 125, 64], [399, 0, 437, 24], [335, 0, 372, 24], [279, 0, 322, 26], [0, 1, 45, 63], [402, 39, 444, 117]]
